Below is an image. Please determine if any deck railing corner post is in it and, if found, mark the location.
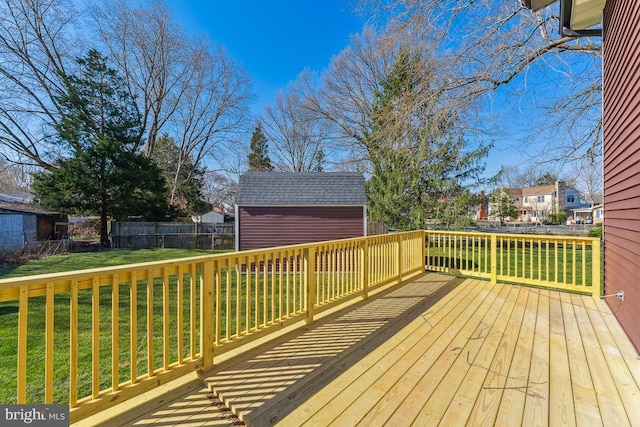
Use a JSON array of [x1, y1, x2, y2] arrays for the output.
[[422, 230, 427, 271]]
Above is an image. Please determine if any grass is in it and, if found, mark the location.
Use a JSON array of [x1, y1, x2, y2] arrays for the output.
[[0, 240, 600, 405], [0, 248, 234, 404], [0, 248, 228, 279], [427, 242, 597, 287], [0, 248, 316, 405]]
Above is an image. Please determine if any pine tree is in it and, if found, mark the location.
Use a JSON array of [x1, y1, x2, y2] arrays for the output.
[[32, 49, 171, 247], [151, 134, 206, 214], [365, 49, 489, 230], [248, 123, 274, 171]]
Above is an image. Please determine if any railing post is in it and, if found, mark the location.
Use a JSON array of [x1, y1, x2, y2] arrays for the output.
[[17, 286, 28, 404], [423, 230, 428, 270], [592, 238, 602, 298], [397, 233, 403, 282], [490, 234, 498, 285], [361, 238, 369, 299], [305, 247, 316, 324], [199, 261, 215, 370]]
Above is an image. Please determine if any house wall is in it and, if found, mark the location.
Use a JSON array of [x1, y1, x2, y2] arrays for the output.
[[200, 211, 224, 224], [237, 206, 364, 251], [603, 0, 640, 352], [0, 215, 25, 251]]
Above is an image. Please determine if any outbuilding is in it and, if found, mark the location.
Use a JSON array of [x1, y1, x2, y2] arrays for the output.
[[234, 172, 367, 251], [0, 199, 68, 252]]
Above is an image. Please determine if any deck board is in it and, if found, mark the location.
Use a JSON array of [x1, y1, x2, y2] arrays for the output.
[[321, 279, 491, 426], [466, 285, 529, 427], [522, 288, 550, 427], [437, 285, 520, 427], [560, 292, 603, 427], [91, 273, 640, 427], [409, 280, 510, 426], [548, 290, 576, 427]]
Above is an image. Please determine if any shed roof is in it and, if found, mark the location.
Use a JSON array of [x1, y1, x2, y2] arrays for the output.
[[0, 201, 59, 216], [235, 172, 367, 206]]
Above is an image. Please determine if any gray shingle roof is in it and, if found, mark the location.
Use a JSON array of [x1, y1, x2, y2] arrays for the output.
[[235, 172, 367, 206]]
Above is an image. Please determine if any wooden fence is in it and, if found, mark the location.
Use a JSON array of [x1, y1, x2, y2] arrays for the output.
[[110, 222, 234, 250]]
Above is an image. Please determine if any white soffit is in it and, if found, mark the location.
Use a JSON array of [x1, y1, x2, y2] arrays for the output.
[[570, 0, 606, 30]]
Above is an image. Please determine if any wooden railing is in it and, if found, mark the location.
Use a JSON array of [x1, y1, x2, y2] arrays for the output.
[[0, 231, 425, 423], [424, 230, 602, 297], [0, 230, 601, 422]]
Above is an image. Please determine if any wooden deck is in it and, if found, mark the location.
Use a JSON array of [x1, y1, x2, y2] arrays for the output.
[[86, 273, 640, 426]]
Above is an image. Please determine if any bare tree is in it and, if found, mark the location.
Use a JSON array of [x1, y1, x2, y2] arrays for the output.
[[0, 160, 31, 193], [261, 76, 330, 172], [301, 27, 412, 168], [201, 171, 236, 212], [570, 155, 603, 205], [0, 0, 81, 167], [353, 0, 603, 163], [90, 0, 252, 172], [499, 164, 561, 188]]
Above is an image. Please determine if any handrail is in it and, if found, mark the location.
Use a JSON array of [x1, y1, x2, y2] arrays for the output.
[[424, 230, 601, 297], [0, 231, 425, 422], [0, 229, 601, 422]]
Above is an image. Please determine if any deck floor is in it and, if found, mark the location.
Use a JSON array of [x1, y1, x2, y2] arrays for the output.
[[120, 273, 640, 427]]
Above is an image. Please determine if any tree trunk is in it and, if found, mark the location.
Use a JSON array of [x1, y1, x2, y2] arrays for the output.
[[100, 196, 110, 248]]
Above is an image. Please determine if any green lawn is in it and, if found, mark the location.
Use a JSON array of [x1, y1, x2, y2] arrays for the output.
[[0, 248, 233, 404], [0, 248, 228, 279], [0, 248, 316, 405], [427, 243, 598, 287]]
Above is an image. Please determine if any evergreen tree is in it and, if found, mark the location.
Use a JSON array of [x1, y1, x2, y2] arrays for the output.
[[32, 49, 171, 247], [247, 123, 274, 171], [151, 134, 207, 214], [534, 172, 558, 186], [366, 49, 489, 230], [489, 189, 517, 224]]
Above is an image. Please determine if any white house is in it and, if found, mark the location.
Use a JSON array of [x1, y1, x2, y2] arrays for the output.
[[490, 181, 588, 222]]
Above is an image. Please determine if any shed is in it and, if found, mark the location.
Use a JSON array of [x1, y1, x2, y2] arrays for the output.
[[194, 210, 224, 224], [234, 172, 367, 251], [0, 201, 68, 252]]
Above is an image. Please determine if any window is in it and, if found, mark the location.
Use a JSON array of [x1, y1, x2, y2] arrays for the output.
[[537, 195, 545, 202], [567, 195, 575, 203], [524, 197, 528, 203]]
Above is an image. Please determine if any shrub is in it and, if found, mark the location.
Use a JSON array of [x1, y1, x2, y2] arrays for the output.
[[589, 226, 603, 238], [547, 212, 567, 225]]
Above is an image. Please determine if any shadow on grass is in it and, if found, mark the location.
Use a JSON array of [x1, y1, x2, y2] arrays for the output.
[[427, 256, 478, 270]]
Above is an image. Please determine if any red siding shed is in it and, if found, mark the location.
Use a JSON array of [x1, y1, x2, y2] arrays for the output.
[[234, 172, 367, 251]]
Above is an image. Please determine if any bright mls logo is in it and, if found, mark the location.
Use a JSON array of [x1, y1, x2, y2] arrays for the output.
[[1, 405, 68, 426]]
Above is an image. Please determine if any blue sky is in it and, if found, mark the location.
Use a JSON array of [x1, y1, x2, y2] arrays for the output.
[[162, 1, 566, 178], [166, 0, 364, 113]]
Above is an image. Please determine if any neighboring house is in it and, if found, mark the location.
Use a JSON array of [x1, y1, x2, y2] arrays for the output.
[[489, 181, 586, 222], [0, 197, 68, 252], [234, 172, 367, 251], [571, 203, 603, 224], [593, 204, 603, 223], [194, 210, 225, 224]]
